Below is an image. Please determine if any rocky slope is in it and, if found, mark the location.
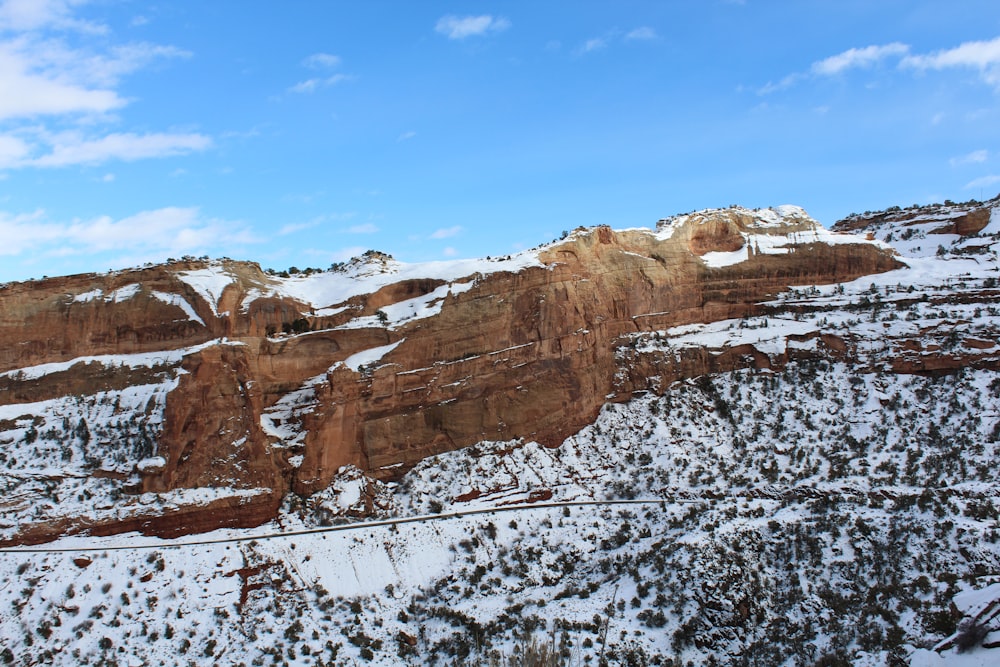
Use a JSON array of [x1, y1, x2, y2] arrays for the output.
[[1, 196, 1000, 665], [0, 200, 1000, 667], [0, 204, 903, 545]]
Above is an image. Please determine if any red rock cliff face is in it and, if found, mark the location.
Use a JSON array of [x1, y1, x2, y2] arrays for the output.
[[0, 206, 908, 542]]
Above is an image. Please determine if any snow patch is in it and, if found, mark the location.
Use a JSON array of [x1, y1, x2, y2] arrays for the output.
[[176, 265, 234, 316], [136, 457, 167, 472], [150, 291, 205, 326], [343, 340, 404, 372]]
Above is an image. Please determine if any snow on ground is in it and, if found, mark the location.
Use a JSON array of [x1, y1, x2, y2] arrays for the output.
[[652, 205, 890, 268], [5, 355, 999, 665], [0, 338, 225, 382], [1, 204, 999, 665], [265, 253, 544, 313], [910, 649, 999, 666]]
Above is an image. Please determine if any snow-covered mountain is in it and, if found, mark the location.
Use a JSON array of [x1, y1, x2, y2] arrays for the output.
[[1, 197, 999, 665]]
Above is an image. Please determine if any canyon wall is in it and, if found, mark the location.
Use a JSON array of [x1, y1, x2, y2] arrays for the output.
[[8, 203, 979, 544]]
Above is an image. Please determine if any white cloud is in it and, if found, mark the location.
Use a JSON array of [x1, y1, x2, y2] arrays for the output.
[[0, 37, 190, 121], [302, 52, 340, 69], [288, 73, 350, 94], [0, 209, 59, 255], [950, 149, 988, 167], [347, 223, 379, 234], [765, 36, 1000, 96], [0, 206, 256, 258], [442, 246, 458, 257], [0, 134, 30, 168], [435, 15, 510, 40], [89, 42, 191, 86], [901, 36, 1000, 88], [0, 41, 123, 119], [27, 131, 211, 167], [430, 225, 462, 239], [759, 42, 910, 94], [397, 130, 416, 142], [625, 27, 657, 41], [580, 37, 607, 53], [67, 207, 256, 253], [0, 0, 105, 34], [965, 174, 1000, 190], [811, 43, 909, 76], [0, 3, 204, 174]]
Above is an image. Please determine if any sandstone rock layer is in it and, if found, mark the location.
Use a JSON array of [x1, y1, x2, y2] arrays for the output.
[[0, 205, 928, 543]]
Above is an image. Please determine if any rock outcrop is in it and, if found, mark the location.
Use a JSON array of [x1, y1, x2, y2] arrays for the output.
[[9, 201, 986, 545]]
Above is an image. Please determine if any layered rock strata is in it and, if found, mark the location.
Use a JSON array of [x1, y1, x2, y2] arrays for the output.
[[0, 205, 931, 543]]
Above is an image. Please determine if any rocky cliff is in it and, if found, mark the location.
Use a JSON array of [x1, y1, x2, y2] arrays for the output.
[[6, 200, 995, 545]]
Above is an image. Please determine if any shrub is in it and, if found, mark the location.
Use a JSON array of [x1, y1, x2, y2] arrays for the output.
[[955, 618, 990, 653]]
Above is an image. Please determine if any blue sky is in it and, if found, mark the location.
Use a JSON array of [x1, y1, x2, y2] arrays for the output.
[[1, 0, 1000, 281]]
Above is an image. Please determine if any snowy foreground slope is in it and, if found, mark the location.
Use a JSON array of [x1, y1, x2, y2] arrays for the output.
[[1, 199, 1000, 665]]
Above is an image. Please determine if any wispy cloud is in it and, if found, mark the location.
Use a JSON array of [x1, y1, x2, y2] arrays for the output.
[[442, 246, 458, 257], [278, 220, 319, 236], [758, 42, 908, 94], [347, 223, 379, 234], [0, 206, 256, 258], [430, 225, 462, 239], [278, 212, 359, 236], [576, 27, 655, 55], [950, 149, 988, 167], [397, 130, 416, 142], [288, 73, 351, 94], [901, 36, 1000, 89], [289, 52, 352, 93], [302, 52, 340, 69], [810, 43, 909, 76], [24, 131, 211, 167], [760, 36, 1000, 95], [435, 15, 510, 40], [965, 174, 1000, 190], [625, 27, 657, 41], [756, 73, 801, 95], [580, 37, 607, 54]]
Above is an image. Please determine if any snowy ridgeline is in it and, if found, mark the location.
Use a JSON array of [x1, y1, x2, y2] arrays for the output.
[[1, 361, 999, 666]]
